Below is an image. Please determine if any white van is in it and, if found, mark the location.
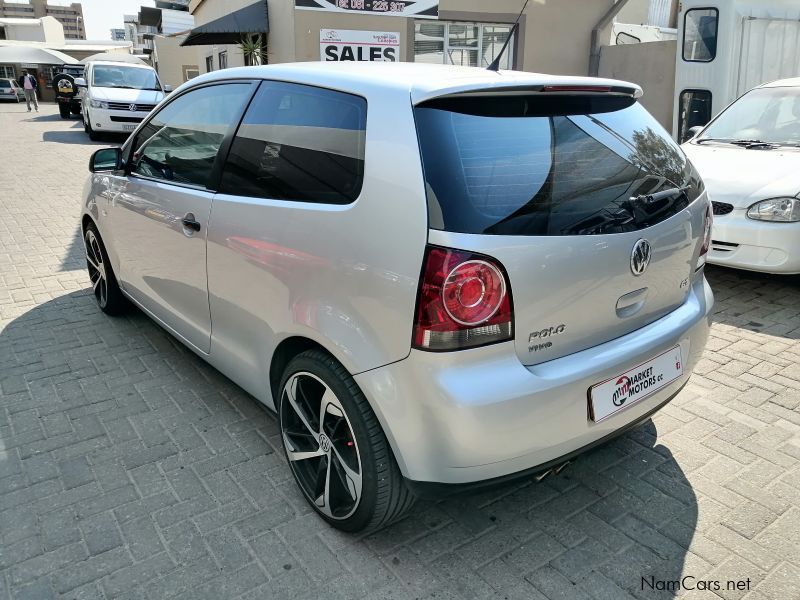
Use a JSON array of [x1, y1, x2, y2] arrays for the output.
[[78, 60, 169, 140]]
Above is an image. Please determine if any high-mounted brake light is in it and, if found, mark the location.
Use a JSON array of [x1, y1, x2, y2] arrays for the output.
[[543, 85, 612, 93], [696, 206, 713, 271], [413, 246, 513, 351]]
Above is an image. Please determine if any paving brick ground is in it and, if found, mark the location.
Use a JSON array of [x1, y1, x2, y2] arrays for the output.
[[1, 104, 799, 600]]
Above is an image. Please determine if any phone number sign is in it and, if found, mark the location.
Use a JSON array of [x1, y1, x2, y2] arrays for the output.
[[296, 0, 438, 18]]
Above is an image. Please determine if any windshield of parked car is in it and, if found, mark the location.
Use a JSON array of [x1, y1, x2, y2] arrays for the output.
[[415, 96, 703, 236], [92, 65, 160, 91], [697, 86, 800, 146], [0, 79, 13, 88]]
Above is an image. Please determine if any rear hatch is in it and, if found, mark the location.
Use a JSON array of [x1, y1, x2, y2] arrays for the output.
[[414, 88, 707, 365]]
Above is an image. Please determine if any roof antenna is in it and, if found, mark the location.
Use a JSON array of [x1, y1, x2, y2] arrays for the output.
[[487, 0, 529, 72]]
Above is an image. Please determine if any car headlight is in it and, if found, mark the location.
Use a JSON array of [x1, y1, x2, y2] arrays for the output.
[[89, 99, 108, 109], [746, 197, 800, 222]]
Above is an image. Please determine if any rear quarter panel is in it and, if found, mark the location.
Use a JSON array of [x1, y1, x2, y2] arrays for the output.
[[206, 85, 428, 408]]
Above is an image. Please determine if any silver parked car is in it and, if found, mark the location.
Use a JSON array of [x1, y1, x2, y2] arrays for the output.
[[0, 77, 25, 102], [81, 63, 713, 532]]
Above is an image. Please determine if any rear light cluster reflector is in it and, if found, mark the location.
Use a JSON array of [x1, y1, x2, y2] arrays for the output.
[[413, 245, 513, 351], [697, 205, 713, 271]]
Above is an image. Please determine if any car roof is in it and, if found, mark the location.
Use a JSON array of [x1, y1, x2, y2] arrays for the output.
[[760, 77, 800, 89], [184, 62, 642, 105], [89, 61, 153, 70]]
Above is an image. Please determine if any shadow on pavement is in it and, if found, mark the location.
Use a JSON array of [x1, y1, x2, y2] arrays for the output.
[[23, 111, 67, 122], [60, 224, 89, 272], [43, 130, 108, 145], [0, 287, 699, 600]]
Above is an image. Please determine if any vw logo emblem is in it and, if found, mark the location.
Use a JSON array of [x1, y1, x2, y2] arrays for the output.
[[630, 239, 652, 276], [128, 103, 137, 112], [318, 434, 331, 453]]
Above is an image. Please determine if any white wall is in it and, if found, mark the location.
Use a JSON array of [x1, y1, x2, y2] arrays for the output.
[[161, 9, 194, 35], [0, 15, 67, 43], [154, 34, 199, 87]]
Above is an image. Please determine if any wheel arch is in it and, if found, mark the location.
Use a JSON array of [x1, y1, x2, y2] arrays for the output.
[[81, 213, 94, 234], [269, 336, 330, 401]]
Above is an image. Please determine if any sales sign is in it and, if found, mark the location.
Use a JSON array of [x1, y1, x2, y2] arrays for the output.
[[320, 29, 401, 62], [297, 0, 438, 19]]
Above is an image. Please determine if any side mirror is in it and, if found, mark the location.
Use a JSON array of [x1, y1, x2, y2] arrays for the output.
[[684, 125, 705, 142], [163, 84, 173, 93], [89, 147, 122, 172], [74, 77, 87, 87]]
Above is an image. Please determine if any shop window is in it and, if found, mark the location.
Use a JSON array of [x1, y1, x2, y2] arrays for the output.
[[414, 21, 515, 70], [678, 89, 712, 142], [616, 32, 640, 45], [182, 66, 200, 81], [683, 8, 718, 62], [0, 66, 15, 79]]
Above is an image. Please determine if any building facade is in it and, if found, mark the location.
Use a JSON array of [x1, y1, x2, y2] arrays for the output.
[[0, 0, 84, 39], [110, 27, 126, 41], [187, 0, 629, 77]]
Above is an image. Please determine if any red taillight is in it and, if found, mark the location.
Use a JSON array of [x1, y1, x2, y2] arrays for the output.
[[697, 206, 713, 270], [413, 246, 513, 351]]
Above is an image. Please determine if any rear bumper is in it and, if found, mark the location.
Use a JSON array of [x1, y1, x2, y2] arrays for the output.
[[355, 276, 713, 485], [708, 210, 800, 274]]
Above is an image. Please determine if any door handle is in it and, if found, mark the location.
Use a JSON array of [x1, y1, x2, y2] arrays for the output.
[[181, 214, 201, 232]]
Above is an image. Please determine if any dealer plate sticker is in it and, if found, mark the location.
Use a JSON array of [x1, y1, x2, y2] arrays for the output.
[[589, 346, 683, 422]]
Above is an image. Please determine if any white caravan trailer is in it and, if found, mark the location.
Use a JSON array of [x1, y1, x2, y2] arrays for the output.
[[674, 0, 800, 141]]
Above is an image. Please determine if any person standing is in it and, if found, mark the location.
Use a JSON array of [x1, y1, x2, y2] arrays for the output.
[[19, 70, 39, 112]]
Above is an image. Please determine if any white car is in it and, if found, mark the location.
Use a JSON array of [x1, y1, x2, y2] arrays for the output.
[[682, 78, 800, 274], [78, 61, 169, 140]]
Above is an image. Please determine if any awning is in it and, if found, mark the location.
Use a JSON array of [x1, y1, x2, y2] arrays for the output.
[[180, 0, 268, 47], [0, 45, 80, 65]]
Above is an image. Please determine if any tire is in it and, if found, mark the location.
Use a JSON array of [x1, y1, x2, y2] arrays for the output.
[[84, 110, 99, 141], [58, 102, 70, 118], [278, 350, 415, 533], [83, 222, 128, 315]]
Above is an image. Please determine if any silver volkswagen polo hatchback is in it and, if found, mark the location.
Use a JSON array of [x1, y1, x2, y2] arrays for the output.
[[81, 62, 713, 532]]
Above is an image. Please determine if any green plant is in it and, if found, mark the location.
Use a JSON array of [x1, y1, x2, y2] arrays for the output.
[[239, 34, 267, 66]]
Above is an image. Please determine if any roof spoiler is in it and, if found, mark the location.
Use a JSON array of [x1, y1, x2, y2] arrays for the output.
[[426, 84, 643, 101]]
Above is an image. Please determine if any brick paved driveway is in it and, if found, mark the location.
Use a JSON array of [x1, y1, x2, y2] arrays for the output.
[[1, 104, 799, 600]]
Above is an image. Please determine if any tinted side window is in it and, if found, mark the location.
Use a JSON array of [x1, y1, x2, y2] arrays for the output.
[[683, 8, 718, 62], [220, 81, 367, 204], [131, 83, 252, 188], [678, 89, 712, 142]]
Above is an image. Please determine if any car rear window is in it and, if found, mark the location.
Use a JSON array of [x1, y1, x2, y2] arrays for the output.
[[414, 96, 703, 236]]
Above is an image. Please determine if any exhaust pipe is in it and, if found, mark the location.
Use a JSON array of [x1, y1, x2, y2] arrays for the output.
[[533, 460, 572, 483], [554, 460, 571, 475]]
